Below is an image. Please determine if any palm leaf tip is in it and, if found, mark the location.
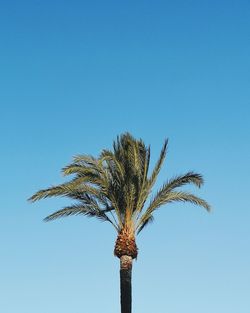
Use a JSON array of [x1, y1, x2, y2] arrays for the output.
[[170, 191, 211, 212], [27, 195, 34, 202], [28, 191, 43, 202], [171, 172, 204, 189], [28, 187, 63, 202], [187, 172, 204, 188], [157, 139, 168, 164]]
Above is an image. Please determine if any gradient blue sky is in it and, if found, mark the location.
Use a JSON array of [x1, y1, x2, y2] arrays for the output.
[[1, 1, 250, 312]]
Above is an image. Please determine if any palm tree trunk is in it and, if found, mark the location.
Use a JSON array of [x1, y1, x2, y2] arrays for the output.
[[120, 255, 133, 313]]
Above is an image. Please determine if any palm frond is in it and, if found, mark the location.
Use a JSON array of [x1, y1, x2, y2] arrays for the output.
[[159, 172, 204, 194], [137, 215, 154, 234], [163, 191, 211, 210], [141, 172, 205, 217], [72, 154, 97, 166], [147, 139, 168, 190], [133, 146, 151, 214], [137, 191, 210, 231], [100, 150, 125, 186], [149, 189, 210, 214], [28, 179, 102, 202], [44, 204, 114, 224], [62, 164, 96, 176]]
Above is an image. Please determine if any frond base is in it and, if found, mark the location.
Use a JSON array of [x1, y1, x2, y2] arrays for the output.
[[114, 227, 138, 259]]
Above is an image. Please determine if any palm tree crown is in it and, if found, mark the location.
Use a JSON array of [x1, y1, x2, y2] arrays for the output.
[[29, 133, 210, 255]]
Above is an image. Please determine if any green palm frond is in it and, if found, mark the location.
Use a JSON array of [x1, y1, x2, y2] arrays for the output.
[[147, 173, 209, 214], [137, 191, 210, 232], [133, 140, 167, 223], [137, 215, 154, 234], [44, 204, 113, 224], [168, 191, 210, 210], [147, 139, 168, 190], [72, 154, 97, 166], [62, 164, 97, 177], [28, 183, 78, 202], [62, 156, 108, 188], [100, 150, 125, 188], [158, 172, 204, 193], [29, 183, 98, 202]]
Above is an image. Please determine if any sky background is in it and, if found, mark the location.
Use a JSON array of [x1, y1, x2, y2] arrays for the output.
[[0, 0, 250, 312]]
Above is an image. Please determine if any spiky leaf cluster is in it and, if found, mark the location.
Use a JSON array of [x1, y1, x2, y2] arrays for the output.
[[29, 133, 210, 234]]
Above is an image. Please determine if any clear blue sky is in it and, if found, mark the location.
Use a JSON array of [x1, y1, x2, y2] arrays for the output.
[[1, 1, 249, 312]]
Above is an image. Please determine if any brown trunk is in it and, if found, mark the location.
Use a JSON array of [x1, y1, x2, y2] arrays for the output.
[[120, 255, 133, 313]]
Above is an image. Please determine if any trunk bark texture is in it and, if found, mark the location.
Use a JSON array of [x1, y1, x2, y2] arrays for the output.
[[120, 255, 133, 313]]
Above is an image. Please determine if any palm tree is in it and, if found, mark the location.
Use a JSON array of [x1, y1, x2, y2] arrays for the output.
[[29, 133, 210, 313]]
